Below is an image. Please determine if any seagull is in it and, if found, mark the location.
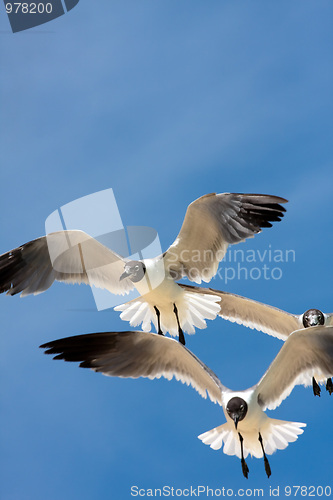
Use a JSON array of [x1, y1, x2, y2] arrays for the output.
[[175, 284, 333, 395], [40, 325, 333, 478], [0, 192, 287, 344]]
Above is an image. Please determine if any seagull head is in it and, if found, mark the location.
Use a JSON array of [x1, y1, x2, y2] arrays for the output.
[[226, 397, 248, 429], [302, 309, 325, 328], [120, 260, 146, 283]]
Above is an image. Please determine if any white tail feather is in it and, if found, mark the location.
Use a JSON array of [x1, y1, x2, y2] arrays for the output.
[[198, 418, 306, 459], [114, 291, 220, 336]]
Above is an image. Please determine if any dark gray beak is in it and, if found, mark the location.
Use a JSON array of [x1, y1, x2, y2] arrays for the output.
[[232, 414, 240, 429], [119, 270, 130, 281]]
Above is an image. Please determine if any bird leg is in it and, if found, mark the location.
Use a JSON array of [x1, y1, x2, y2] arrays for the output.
[[312, 377, 321, 397], [154, 306, 164, 336], [173, 303, 185, 346], [238, 432, 249, 479], [258, 432, 271, 478], [326, 378, 333, 395]]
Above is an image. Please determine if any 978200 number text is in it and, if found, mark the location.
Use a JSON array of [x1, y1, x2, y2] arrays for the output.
[[5, 3, 53, 14], [285, 485, 331, 496]]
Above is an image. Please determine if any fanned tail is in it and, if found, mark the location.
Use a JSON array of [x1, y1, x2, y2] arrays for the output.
[[114, 300, 155, 332], [114, 291, 221, 336], [180, 292, 221, 334], [198, 418, 306, 459]]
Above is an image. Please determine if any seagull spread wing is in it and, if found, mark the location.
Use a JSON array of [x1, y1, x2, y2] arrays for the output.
[[0, 230, 134, 297], [163, 193, 287, 284], [41, 331, 225, 404], [255, 326, 333, 411], [180, 284, 301, 340]]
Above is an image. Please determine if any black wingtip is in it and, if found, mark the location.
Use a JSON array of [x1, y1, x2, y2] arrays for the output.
[[224, 194, 289, 243], [39, 331, 144, 364], [0, 245, 31, 296], [238, 194, 288, 205]]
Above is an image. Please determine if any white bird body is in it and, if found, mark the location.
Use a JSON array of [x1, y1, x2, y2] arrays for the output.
[[179, 284, 333, 341], [0, 192, 288, 341], [41, 325, 333, 476], [115, 264, 221, 335], [177, 285, 333, 394], [201, 389, 305, 460]]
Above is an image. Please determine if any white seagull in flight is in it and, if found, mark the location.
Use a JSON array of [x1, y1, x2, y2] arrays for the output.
[[176, 284, 333, 394], [0, 192, 286, 344], [41, 325, 333, 478]]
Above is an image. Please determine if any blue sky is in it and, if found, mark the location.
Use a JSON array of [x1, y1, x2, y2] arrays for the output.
[[1, 1, 333, 499]]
